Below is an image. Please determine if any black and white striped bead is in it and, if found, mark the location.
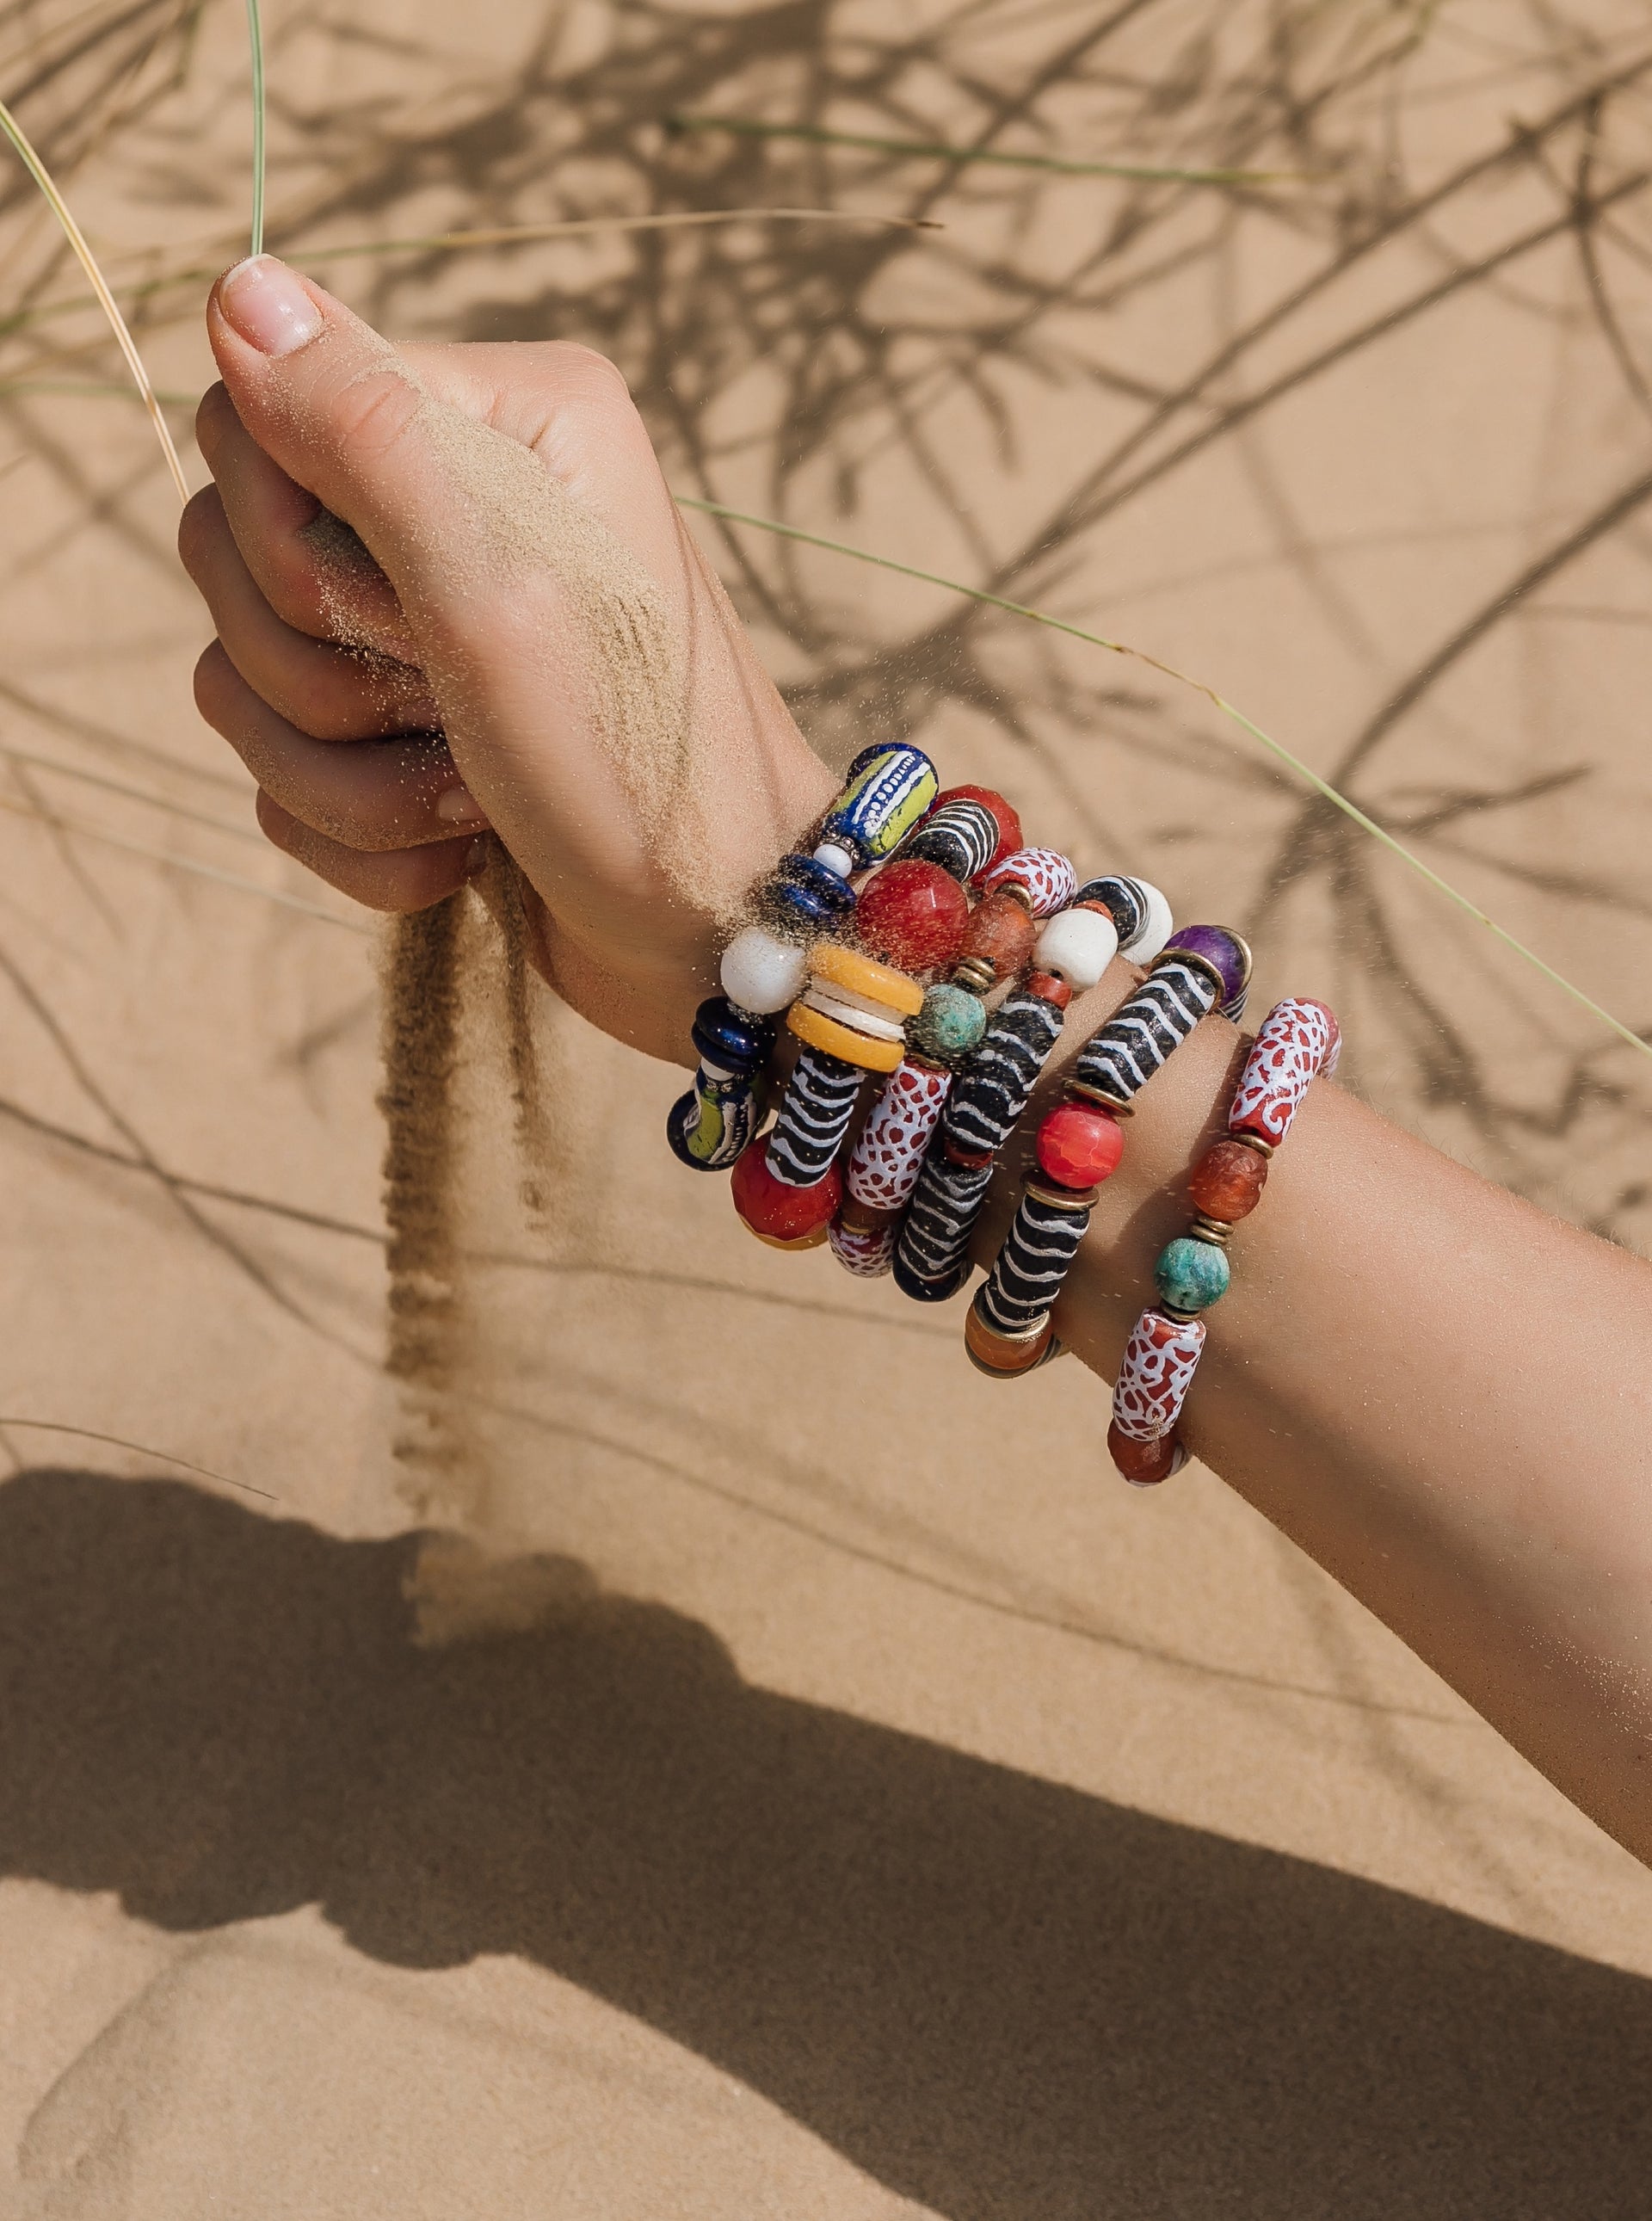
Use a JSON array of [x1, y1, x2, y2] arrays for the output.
[[976, 1189, 1092, 1336], [899, 797, 1000, 885], [942, 989, 1065, 1161], [1072, 874, 1173, 962], [1072, 957, 1217, 1107], [894, 1152, 994, 1298], [764, 1046, 863, 1188]]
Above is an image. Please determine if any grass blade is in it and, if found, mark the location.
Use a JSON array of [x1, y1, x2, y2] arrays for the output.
[[245, 0, 265, 257], [667, 114, 1317, 188], [0, 94, 188, 503], [0, 1416, 274, 1497], [677, 495, 1652, 1064]]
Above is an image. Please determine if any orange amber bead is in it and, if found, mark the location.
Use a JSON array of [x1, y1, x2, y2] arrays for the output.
[[1107, 1422, 1186, 1486], [1187, 1138, 1268, 1225], [959, 887, 1036, 984]]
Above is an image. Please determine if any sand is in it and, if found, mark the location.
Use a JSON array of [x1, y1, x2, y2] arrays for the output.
[[1, 0, 1652, 2214]]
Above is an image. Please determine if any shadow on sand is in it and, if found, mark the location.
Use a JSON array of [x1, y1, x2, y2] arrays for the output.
[[3, 1468, 1650, 2218]]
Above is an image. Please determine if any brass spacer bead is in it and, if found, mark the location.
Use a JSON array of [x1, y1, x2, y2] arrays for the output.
[[1187, 1215, 1232, 1246], [1024, 1177, 1102, 1212], [1065, 1082, 1134, 1117], [1230, 1130, 1274, 1158], [999, 882, 1035, 912], [952, 957, 994, 994], [1161, 1304, 1200, 1324], [1154, 947, 1227, 1003]]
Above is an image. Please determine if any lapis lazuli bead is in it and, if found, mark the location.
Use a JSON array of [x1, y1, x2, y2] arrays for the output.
[[1154, 1235, 1230, 1313], [690, 996, 772, 1073], [765, 877, 849, 937], [820, 745, 939, 866], [774, 851, 856, 912]]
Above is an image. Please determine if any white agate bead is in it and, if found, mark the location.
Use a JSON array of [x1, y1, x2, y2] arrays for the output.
[[1120, 879, 1174, 963], [720, 924, 807, 1015], [1035, 905, 1119, 990]]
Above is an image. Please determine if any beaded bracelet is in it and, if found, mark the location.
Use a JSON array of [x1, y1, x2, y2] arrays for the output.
[[1107, 996, 1341, 1485], [965, 928, 1252, 1378]]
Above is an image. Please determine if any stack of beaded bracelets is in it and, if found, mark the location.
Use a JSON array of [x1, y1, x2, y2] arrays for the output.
[[665, 740, 1336, 1486], [1106, 996, 1341, 1485]]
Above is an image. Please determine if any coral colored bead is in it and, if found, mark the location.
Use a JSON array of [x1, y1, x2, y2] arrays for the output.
[[1107, 1423, 1187, 1487], [940, 785, 1021, 872], [731, 1142, 841, 1243], [959, 887, 1036, 983], [1036, 1101, 1125, 1188], [1025, 970, 1072, 1009], [855, 859, 971, 973], [1187, 1138, 1268, 1224]]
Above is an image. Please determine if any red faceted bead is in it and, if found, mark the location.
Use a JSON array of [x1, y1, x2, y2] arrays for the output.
[[1107, 1422, 1182, 1486], [1036, 1101, 1125, 1188], [731, 1143, 841, 1244], [959, 887, 1036, 984], [938, 784, 1021, 872], [855, 859, 970, 973], [1187, 1138, 1268, 1224]]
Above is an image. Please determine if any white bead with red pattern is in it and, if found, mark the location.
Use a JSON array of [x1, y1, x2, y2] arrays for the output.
[[1227, 997, 1341, 1149], [829, 1218, 897, 1277], [847, 1057, 952, 1210], [979, 847, 1077, 918], [1111, 1308, 1206, 1442]]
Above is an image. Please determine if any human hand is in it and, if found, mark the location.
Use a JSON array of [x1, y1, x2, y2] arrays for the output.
[[181, 255, 837, 1062]]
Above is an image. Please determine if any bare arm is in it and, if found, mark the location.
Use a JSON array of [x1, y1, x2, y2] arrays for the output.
[[186, 258, 1652, 1864]]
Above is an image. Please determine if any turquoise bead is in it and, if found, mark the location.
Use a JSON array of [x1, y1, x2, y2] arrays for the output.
[[910, 982, 986, 1064], [1154, 1235, 1230, 1313]]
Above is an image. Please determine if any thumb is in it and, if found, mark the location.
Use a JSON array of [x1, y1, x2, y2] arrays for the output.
[[206, 256, 515, 617]]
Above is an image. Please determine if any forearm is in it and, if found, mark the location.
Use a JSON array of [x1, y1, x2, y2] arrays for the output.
[[981, 959, 1652, 1856]]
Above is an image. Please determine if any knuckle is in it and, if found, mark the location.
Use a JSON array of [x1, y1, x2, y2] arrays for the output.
[[328, 366, 425, 462]]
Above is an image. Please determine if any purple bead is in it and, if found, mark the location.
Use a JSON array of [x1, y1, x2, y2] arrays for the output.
[[1162, 925, 1251, 1017]]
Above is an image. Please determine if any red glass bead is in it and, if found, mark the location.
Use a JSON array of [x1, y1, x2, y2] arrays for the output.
[[938, 784, 1021, 872], [855, 859, 970, 973], [1107, 1422, 1183, 1486], [1036, 1101, 1125, 1188], [959, 887, 1036, 983], [1025, 970, 1072, 1009], [1187, 1138, 1268, 1224], [731, 1142, 841, 1244]]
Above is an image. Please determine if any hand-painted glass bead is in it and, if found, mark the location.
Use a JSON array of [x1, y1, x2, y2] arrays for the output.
[[1227, 996, 1341, 1147], [732, 1141, 841, 1244], [979, 847, 1078, 918], [1187, 1138, 1268, 1223], [820, 744, 939, 865], [1035, 1101, 1125, 1188], [854, 858, 970, 972], [1112, 1308, 1206, 1442], [943, 786, 1022, 872], [898, 792, 1010, 885], [848, 1056, 952, 1209], [720, 925, 807, 1015], [1107, 1422, 1188, 1487], [1154, 1236, 1231, 1314], [1074, 876, 1174, 963], [964, 1299, 1056, 1379], [667, 1064, 761, 1170], [829, 1216, 897, 1277], [1162, 925, 1252, 1019], [910, 982, 987, 1064], [1034, 904, 1118, 990], [957, 887, 1037, 984], [689, 996, 771, 1072]]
